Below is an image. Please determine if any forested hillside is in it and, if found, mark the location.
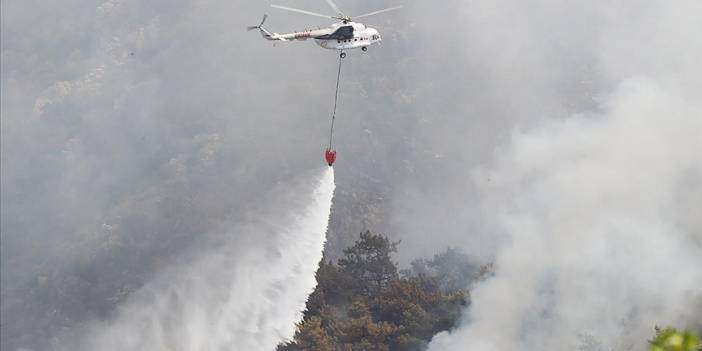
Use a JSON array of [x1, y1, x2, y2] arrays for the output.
[[279, 231, 490, 351]]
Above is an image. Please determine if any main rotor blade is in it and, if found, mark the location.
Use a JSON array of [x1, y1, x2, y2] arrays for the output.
[[324, 0, 343, 16], [271, 4, 334, 19], [353, 6, 403, 19]]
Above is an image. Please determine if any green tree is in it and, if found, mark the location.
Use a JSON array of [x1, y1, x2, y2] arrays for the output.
[[306, 259, 354, 315], [649, 327, 701, 351], [338, 230, 399, 296]]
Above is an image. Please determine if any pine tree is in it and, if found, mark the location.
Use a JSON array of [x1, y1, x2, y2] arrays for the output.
[[338, 230, 399, 296]]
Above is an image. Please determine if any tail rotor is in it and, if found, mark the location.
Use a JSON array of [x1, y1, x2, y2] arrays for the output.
[[247, 14, 268, 31]]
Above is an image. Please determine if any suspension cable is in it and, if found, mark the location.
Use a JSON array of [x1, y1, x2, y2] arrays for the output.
[[328, 53, 343, 149]]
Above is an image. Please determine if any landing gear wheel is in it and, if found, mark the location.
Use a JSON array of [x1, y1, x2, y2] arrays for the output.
[[362, 46, 368, 52], [340, 52, 346, 58]]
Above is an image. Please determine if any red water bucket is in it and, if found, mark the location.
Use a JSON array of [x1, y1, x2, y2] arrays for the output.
[[325, 149, 337, 166]]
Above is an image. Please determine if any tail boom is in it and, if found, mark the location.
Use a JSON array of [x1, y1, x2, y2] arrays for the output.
[[248, 14, 286, 41], [249, 14, 333, 42]]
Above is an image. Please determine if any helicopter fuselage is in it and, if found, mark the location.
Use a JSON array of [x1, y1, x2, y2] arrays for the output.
[[258, 21, 381, 52], [314, 22, 381, 50]]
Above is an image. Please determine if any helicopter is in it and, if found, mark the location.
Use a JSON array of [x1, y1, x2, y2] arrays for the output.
[[248, 0, 401, 58]]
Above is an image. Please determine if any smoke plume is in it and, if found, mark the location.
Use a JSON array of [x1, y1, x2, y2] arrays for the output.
[[428, 7, 702, 346], [429, 76, 702, 350]]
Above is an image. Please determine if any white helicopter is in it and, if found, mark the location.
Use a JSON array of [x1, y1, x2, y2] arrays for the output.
[[248, 0, 401, 58]]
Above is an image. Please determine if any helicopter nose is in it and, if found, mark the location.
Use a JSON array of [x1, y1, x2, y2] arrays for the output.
[[369, 28, 381, 41]]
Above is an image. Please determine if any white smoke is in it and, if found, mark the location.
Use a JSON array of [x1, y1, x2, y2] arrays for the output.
[[423, 0, 702, 349], [58, 168, 335, 351], [428, 78, 702, 350]]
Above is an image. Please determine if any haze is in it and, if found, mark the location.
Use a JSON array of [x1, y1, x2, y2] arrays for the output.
[[2, 0, 700, 350]]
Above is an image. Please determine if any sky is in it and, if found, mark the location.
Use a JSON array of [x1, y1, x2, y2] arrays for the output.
[[2, 0, 701, 350]]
